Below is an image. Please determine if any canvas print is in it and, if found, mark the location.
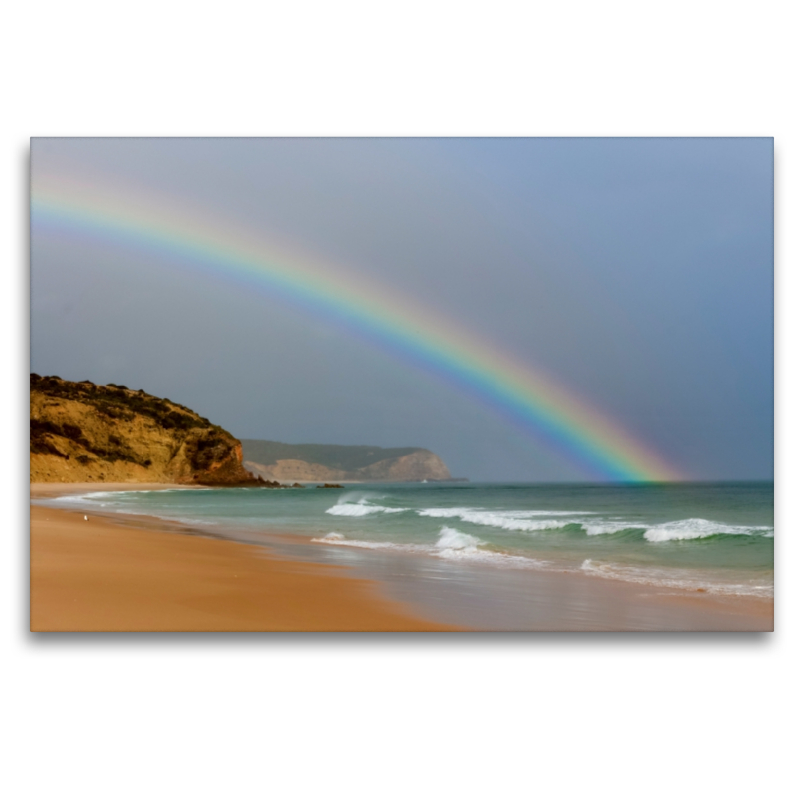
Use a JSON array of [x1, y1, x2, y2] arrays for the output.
[[29, 138, 774, 631]]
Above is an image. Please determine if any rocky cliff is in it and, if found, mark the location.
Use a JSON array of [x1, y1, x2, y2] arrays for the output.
[[30, 375, 258, 485], [241, 439, 453, 482]]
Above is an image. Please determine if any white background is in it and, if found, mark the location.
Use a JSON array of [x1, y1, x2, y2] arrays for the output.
[[3, 2, 796, 798]]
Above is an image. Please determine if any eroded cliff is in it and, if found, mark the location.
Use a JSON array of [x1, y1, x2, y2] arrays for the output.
[[30, 375, 257, 485]]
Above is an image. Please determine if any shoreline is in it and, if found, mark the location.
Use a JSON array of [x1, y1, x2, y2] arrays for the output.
[[30, 483, 461, 631], [30, 483, 773, 632], [298, 538, 773, 632]]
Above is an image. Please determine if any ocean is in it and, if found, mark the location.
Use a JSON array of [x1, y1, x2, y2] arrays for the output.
[[41, 481, 774, 629]]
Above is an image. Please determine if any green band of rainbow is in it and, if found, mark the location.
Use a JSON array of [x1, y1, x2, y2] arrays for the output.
[[31, 178, 681, 482]]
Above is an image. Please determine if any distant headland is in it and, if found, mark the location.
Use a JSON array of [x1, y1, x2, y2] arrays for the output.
[[241, 439, 462, 483]]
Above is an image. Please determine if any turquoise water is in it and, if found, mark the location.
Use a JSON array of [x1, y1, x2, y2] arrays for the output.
[[45, 482, 774, 599]]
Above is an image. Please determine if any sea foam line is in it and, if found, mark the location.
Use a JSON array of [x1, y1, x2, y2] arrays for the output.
[[324, 501, 774, 541], [311, 527, 549, 569], [641, 518, 774, 542], [417, 507, 592, 532], [325, 500, 409, 517], [580, 559, 774, 598], [418, 508, 774, 540]]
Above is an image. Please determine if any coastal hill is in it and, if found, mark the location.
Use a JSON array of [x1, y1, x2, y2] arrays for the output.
[[30, 375, 258, 485], [30, 375, 456, 485], [241, 439, 454, 482]]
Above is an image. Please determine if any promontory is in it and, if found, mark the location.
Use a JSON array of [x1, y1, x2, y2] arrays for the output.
[[30, 375, 456, 484]]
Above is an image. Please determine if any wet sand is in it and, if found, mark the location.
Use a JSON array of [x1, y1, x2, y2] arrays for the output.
[[283, 536, 774, 632], [30, 484, 773, 632], [30, 493, 460, 631]]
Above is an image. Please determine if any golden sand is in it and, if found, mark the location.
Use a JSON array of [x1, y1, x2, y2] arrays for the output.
[[30, 502, 460, 632]]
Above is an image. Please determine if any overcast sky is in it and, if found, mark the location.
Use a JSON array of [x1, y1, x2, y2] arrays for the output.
[[30, 138, 773, 481]]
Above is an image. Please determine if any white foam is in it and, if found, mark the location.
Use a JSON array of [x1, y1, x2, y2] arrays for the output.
[[416, 509, 774, 541], [419, 507, 590, 518], [47, 487, 212, 513], [325, 500, 407, 517], [55, 487, 208, 502], [50, 491, 119, 505], [35, 492, 222, 529], [417, 507, 584, 532], [583, 521, 641, 536], [310, 533, 426, 552], [336, 490, 390, 504], [434, 526, 549, 567], [311, 527, 549, 569], [312, 532, 346, 542], [436, 526, 482, 552], [642, 518, 774, 542], [580, 559, 773, 598]]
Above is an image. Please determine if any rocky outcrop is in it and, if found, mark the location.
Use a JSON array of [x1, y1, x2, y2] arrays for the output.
[[30, 374, 258, 485]]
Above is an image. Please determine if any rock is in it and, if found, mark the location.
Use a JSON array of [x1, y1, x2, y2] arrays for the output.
[[30, 374, 258, 486]]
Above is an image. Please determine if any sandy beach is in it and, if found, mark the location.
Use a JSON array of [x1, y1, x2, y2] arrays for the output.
[[30, 484, 773, 632], [30, 485, 459, 631]]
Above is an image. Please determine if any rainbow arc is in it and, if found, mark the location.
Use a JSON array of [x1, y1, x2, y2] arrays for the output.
[[31, 178, 682, 482]]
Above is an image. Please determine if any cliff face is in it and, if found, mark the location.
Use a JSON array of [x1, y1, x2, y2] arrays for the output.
[[242, 442, 452, 483], [30, 375, 256, 485]]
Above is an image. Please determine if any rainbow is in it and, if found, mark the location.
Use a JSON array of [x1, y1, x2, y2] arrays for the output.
[[31, 177, 681, 482]]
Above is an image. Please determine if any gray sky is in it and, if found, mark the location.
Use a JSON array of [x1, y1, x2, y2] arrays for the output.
[[30, 138, 773, 481]]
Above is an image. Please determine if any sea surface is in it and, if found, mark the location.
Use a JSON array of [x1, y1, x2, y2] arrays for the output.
[[42, 482, 774, 612]]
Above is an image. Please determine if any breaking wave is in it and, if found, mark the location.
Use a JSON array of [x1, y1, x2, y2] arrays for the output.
[[435, 526, 482, 554], [326, 502, 775, 542], [417, 507, 588, 532], [325, 499, 408, 517], [583, 520, 642, 536], [311, 527, 548, 569], [417, 510, 773, 541], [641, 518, 773, 542]]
